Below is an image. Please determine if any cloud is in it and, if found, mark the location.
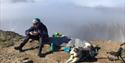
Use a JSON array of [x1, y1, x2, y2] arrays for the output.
[[35, 0, 125, 7], [0, 0, 35, 3], [72, 0, 124, 7], [0, 0, 125, 41], [11, 0, 35, 3], [1, 0, 124, 7]]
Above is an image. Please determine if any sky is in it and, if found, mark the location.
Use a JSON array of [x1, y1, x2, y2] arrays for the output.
[[0, 0, 125, 41]]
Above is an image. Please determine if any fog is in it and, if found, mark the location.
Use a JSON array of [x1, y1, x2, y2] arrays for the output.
[[0, 0, 125, 41]]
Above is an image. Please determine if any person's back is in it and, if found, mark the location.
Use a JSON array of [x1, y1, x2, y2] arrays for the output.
[[37, 22, 48, 34], [37, 22, 49, 42]]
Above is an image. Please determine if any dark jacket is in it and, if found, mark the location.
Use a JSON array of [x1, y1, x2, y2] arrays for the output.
[[25, 22, 49, 39]]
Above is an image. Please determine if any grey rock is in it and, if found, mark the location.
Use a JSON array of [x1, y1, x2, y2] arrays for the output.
[[22, 58, 33, 63]]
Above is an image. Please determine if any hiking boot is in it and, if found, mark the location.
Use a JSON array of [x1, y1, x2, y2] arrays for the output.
[[14, 47, 24, 52]]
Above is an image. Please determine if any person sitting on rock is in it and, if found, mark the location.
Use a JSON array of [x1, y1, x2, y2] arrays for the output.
[[14, 18, 49, 57]]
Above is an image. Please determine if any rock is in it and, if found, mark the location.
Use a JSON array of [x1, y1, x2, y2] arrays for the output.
[[107, 54, 118, 61], [0, 30, 124, 63], [0, 30, 23, 48], [22, 58, 33, 63]]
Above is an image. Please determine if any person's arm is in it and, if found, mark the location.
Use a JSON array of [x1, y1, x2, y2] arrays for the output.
[[25, 27, 34, 35]]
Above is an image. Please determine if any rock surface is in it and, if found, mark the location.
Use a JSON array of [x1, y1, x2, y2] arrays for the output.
[[0, 30, 23, 47], [0, 30, 125, 63]]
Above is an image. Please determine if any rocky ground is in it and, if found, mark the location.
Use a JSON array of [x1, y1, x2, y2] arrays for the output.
[[0, 30, 125, 63]]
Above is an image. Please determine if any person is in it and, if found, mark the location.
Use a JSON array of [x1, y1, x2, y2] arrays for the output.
[[66, 47, 82, 63], [14, 18, 49, 57]]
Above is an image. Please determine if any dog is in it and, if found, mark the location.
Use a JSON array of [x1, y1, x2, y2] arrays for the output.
[[66, 48, 82, 63]]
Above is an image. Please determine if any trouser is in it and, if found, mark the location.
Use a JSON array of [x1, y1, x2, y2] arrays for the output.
[[18, 35, 39, 48], [18, 34, 49, 55]]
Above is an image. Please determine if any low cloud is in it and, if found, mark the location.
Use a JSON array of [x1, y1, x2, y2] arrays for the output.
[[72, 0, 124, 7], [0, 0, 124, 41], [0, 0, 35, 3]]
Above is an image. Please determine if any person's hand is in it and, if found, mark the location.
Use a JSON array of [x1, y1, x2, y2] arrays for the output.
[[33, 31, 39, 35], [29, 32, 34, 35], [29, 31, 39, 35]]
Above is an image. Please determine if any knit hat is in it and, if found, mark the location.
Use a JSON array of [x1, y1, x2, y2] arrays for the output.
[[32, 18, 41, 24]]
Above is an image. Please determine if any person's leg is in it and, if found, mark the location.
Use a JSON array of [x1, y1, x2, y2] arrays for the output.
[[15, 35, 31, 51], [38, 34, 50, 57], [38, 37, 44, 57], [29, 35, 39, 43]]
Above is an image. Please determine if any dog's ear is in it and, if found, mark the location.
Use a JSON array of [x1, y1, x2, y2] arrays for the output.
[[73, 48, 79, 52]]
